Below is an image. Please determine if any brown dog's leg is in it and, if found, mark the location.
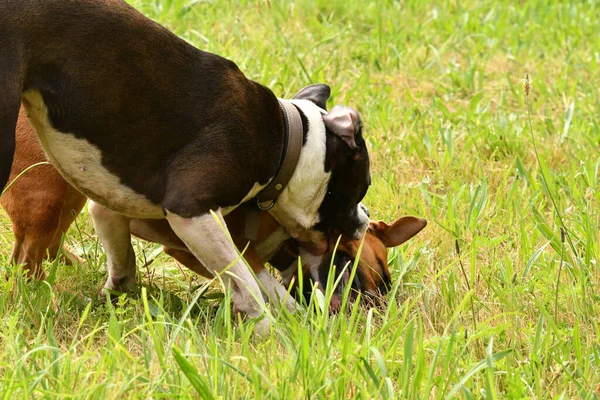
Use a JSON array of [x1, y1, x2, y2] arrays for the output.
[[9, 224, 57, 279], [1, 108, 87, 278], [46, 186, 87, 265], [7, 187, 82, 278]]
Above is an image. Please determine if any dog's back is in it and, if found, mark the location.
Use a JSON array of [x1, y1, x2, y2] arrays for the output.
[[0, 0, 283, 218]]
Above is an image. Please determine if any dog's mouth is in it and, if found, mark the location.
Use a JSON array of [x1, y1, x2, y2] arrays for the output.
[[292, 248, 387, 313]]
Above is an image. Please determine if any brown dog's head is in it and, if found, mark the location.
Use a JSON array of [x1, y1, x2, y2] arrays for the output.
[[279, 216, 427, 311]]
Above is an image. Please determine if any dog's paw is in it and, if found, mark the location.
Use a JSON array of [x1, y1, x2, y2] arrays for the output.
[[281, 296, 300, 314], [255, 269, 299, 314], [101, 274, 137, 297], [252, 317, 271, 336], [232, 304, 271, 335], [272, 293, 300, 314]]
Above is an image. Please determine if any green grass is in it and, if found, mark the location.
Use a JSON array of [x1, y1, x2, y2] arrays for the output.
[[1, 0, 600, 397]]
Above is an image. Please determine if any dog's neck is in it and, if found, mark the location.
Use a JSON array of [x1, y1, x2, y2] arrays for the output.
[[267, 99, 331, 243], [256, 100, 304, 207]]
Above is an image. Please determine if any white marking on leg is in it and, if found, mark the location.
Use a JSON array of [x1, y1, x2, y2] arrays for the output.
[[89, 201, 137, 293], [165, 209, 270, 334], [279, 251, 324, 289], [279, 261, 299, 288], [256, 269, 299, 313], [301, 250, 325, 284]]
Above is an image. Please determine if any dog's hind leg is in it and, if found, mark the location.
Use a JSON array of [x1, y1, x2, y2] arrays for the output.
[[2, 163, 70, 279], [47, 186, 87, 265], [166, 210, 270, 335], [9, 226, 55, 279], [89, 201, 137, 294]]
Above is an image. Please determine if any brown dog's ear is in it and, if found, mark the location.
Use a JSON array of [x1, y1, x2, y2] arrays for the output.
[[292, 84, 331, 110], [370, 216, 427, 248], [323, 105, 360, 150]]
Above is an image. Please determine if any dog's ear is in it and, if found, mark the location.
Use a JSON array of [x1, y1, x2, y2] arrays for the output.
[[292, 84, 330, 110], [323, 105, 360, 150], [369, 216, 427, 248]]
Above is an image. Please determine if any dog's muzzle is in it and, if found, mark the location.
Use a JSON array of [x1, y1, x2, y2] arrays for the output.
[[349, 204, 370, 240], [360, 203, 370, 218]]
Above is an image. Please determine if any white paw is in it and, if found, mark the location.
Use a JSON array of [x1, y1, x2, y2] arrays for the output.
[[101, 273, 137, 296], [282, 296, 300, 314], [253, 317, 271, 336]]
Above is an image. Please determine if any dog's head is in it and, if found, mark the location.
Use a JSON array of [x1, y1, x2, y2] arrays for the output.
[[270, 84, 371, 253], [280, 216, 427, 311]]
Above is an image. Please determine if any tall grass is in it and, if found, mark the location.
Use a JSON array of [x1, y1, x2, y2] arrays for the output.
[[1, 0, 599, 397]]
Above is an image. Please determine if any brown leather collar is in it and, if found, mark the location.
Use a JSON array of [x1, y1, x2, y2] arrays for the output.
[[256, 99, 303, 210]]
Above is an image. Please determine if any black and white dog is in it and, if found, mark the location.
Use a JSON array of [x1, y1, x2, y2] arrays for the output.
[[0, 0, 371, 333]]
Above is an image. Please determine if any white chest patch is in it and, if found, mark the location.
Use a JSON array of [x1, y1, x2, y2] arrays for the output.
[[21, 90, 163, 218], [268, 99, 330, 241]]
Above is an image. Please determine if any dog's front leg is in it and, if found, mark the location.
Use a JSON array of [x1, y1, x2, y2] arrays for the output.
[[230, 239, 299, 314], [255, 269, 299, 313], [166, 210, 269, 334], [89, 201, 137, 294]]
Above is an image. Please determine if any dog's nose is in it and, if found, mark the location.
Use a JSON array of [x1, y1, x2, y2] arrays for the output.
[[360, 203, 370, 218]]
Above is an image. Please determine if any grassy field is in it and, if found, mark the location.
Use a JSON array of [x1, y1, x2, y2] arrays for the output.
[[1, 0, 599, 398]]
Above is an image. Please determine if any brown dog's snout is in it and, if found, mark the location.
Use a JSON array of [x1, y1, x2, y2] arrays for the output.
[[301, 215, 427, 311]]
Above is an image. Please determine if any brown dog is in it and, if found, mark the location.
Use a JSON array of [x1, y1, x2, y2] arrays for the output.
[[1, 108, 426, 310], [1, 109, 87, 275]]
